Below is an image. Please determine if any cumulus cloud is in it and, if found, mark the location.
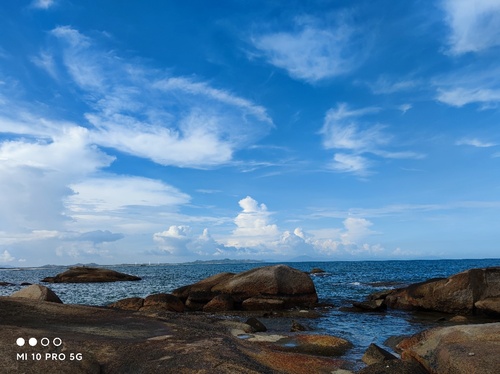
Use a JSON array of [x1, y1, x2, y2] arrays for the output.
[[226, 196, 280, 247], [441, 0, 500, 55], [0, 126, 113, 232], [150, 196, 389, 261], [0, 250, 15, 263], [153, 226, 238, 257], [251, 15, 365, 83], [0, 25, 275, 265]]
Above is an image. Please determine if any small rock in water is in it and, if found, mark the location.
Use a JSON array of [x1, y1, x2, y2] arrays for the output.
[[246, 317, 267, 332], [290, 320, 308, 332]]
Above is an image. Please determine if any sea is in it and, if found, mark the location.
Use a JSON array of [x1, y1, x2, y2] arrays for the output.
[[1, 259, 499, 364]]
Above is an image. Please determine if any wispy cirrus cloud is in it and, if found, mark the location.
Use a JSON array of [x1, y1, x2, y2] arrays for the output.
[[456, 137, 497, 148], [46, 26, 273, 168], [30, 0, 55, 10], [437, 87, 500, 108], [320, 103, 424, 176], [1, 25, 274, 264], [441, 0, 500, 55], [250, 15, 366, 83]]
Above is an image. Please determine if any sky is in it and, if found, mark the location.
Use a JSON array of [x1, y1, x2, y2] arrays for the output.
[[1, 0, 499, 266]]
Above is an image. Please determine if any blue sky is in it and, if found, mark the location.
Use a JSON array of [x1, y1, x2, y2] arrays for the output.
[[1, 0, 499, 266]]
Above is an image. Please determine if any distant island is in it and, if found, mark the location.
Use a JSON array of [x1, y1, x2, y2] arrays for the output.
[[180, 258, 265, 265]]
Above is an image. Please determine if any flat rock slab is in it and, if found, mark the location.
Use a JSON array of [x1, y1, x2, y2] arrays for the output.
[[0, 297, 275, 373]]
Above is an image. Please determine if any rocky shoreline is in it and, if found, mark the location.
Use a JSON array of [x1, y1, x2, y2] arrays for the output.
[[1, 265, 499, 373]]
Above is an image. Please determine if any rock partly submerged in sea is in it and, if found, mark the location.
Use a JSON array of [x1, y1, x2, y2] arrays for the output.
[[42, 266, 141, 283], [367, 267, 500, 316], [172, 264, 318, 312]]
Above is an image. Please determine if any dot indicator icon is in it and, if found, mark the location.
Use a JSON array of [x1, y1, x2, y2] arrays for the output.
[[29, 338, 37, 347], [16, 338, 25, 347]]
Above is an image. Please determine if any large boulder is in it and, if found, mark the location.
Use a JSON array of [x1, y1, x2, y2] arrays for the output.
[[173, 265, 318, 312], [10, 284, 63, 303], [42, 266, 141, 283], [109, 294, 184, 313], [212, 265, 318, 306], [383, 267, 500, 315], [141, 293, 184, 313], [397, 323, 500, 374]]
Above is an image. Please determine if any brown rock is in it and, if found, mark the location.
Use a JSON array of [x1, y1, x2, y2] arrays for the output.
[[42, 266, 141, 283], [1, 296, 275, 374], [212, 265, 318, 307], [174, 265, 318, 312], [384, 267, 500, 315], [11, 284, 62, 303], [246, 317, 267, 332], [109, 297, 144, 311], [357, 360, 428, 374], [291, 320, 308, 332], [276, 334, 352, 356], [172, 272, 235, 304], [141, 293, 184, 313], [449, 315, 469, 323], [310, 268, 326, 274], [361, 343, 398, 365], [203, 294, 234, 312], [474, 297, 500, 316], [398, 323, 500, 374], [242, 297, 286, 311], [352, 299, 386, 312]]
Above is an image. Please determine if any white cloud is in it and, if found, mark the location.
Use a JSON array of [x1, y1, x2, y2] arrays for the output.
[[321, 103, 423, 176], [31, 0, 55, 9], [0, 250, 15, 263], [321, 105, 386, 152], [153, 226, 234, 257], [442, 0, 500, 54], [368, 76, 420, 94], [399, 104, 412, 114], [456, 138, 497, 147], [31, 51, 58, 79], [48, 26, 273, 168], [329, 153, 371, 176], [251, 16, 364, 82], [436, 87, 500, 107], [149, 197, 393, 261], [226, 196, 280, 247], [0, 126, 113, 232], [67, 176, 190, 214], [340, 217, 374, 244]]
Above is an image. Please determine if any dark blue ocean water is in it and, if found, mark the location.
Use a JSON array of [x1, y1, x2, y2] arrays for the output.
[[1, 259, 499, 363]]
